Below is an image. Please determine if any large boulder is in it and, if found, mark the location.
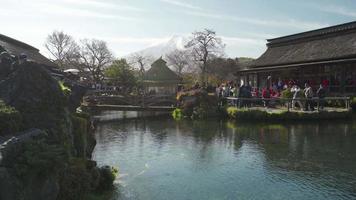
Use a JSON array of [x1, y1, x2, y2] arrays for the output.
[[0, 61, 72, 143]]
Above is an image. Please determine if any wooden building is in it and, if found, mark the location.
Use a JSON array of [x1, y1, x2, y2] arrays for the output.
[[236, 21, 356, 95], [0, 34, 56, 68], [144, 58, 182, 94]]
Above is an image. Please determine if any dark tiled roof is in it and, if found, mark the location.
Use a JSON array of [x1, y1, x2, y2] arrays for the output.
[[0, 34, 57, 67], [144, 58, 181, 83], [248, 21, 356, 68]]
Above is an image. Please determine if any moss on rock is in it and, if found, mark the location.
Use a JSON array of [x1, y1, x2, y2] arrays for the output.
[[0, 100, 22, 135]]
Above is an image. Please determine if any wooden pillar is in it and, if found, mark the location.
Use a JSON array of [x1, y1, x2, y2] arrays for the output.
[[341, 65, 346, 94]]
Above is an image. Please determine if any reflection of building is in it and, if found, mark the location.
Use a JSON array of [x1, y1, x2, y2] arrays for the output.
[[144, 58, 182, 94], [236, 21, 356, 95], [0, 34, 56, 68]]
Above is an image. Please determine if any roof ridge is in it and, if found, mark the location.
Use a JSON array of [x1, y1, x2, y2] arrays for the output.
[[267, 21, 356, 46], [0, 34, 39, 51]]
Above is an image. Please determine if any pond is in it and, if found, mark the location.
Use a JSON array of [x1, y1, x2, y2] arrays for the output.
[[93, 118, 356, 200]]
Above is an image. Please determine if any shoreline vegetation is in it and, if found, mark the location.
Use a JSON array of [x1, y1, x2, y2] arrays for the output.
[[172, 89, 355, 121]]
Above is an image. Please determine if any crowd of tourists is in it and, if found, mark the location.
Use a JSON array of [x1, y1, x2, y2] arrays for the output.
[[216, 80, 328, 111]]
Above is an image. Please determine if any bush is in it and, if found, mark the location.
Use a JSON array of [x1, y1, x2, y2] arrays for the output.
[[0, 100, 22, 135], [59, 81, 71, 97], [172, 108, 183, 120], [280, 89, 293, 99], [226, 107, 238, 119]]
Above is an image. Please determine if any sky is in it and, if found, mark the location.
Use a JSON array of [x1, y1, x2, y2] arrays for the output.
[[0, 0, 356, 59]]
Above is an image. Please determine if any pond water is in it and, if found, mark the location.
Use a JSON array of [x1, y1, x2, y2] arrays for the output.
[[93, 118, 356, 200]]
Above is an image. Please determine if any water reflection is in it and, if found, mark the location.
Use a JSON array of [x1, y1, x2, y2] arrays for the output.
[[93, 119, 356, 200]]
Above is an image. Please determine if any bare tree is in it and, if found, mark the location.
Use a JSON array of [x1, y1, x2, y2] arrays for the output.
[[185, 29, 225, 87], [128, 53, 153, 76], [45, 31, 79, 69], [78, 39, 113, 84], [166, 49, 190, 76]]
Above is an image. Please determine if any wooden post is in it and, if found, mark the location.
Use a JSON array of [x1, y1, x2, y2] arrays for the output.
[[287, 99, 290, 112]]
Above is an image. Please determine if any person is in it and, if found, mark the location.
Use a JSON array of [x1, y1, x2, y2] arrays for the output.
[[304, 83, 314, 111], [216, 84, 222, 98], [316, 84, 326, 110], [291, 85, 303, 110], [262, 87, 271, 107]]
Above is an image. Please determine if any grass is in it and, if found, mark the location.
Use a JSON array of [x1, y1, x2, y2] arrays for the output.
[[226, 106, 352, 121]]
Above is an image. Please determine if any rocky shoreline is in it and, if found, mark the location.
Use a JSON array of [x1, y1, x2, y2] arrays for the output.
[[0, 61, 115, 200]]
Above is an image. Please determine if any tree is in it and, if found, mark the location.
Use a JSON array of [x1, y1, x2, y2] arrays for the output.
[[105, 59, 137, 92], [206, 57, 239, 81], [185, 29, 225, 87], [45, 31, 79, 69], [78, 39, 113, 84], [128, 53, 153, 78], [166, 49, 190, 76]]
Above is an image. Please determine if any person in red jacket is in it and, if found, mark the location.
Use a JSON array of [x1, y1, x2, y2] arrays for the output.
[[262, 87, 271, 107]]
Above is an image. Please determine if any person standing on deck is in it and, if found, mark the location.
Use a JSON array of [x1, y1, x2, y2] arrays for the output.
[[317, 84, 326, 110], [262, 87, 271, 108], [304, 83, 314, 111], [291, 85, 303, 110]]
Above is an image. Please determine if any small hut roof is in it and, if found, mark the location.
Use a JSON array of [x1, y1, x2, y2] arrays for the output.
[[144, 57, 181, 83], [247, 21, 356, 68], [0, 34, 57, 68]]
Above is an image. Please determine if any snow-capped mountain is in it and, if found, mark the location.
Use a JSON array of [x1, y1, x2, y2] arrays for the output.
[[125, 35, 188, 61]]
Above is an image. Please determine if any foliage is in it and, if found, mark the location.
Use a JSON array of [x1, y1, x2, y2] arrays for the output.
[[104, 59, 137, 92], [59, 81, 72, 97], [206, 57, 239, 82], [172, 108, 183, 120], [226, 107, 239, 119], [280, 89, 293, 99], [0, 100, 22, 135], [177, 89, 219, 119], [11, 138, 69, 178], [225, 106, 352, 121]]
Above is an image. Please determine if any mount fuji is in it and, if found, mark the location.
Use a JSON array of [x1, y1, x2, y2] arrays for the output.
[[125, 35, 188, 61]]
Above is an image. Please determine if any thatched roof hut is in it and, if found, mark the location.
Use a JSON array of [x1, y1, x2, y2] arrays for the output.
[[242, 21, 356, 71], [236, 21, 356, 95], [144, 58, 181, 94]]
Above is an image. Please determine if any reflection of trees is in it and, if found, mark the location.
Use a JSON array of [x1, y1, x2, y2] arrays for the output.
[[96, 118, 356, 175], [256, 122, 356, 174]]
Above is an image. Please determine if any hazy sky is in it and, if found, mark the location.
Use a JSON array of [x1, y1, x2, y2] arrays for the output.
[[1, 0, 356, 59]]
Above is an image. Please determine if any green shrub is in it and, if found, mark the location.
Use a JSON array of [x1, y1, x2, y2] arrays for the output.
[[172, 108, 183, 120], [59, 81, 71, 97], [0, 100, 22, 135], [226, 107, 238, 119], [280, 89, 293, 99]]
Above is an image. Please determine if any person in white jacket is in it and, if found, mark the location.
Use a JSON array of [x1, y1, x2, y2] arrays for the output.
[[291, 85, 303, 110]]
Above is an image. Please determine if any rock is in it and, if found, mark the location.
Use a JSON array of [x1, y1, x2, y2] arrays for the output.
[[67, 81, 87, 112], [0, 61, 72, 143], [98, 166, 116, 191], [0, 167, 21, 200], [0, 129, 45, 167]]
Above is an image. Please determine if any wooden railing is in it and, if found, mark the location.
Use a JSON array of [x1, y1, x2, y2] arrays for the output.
[[225, 97, 351, 112]]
